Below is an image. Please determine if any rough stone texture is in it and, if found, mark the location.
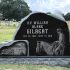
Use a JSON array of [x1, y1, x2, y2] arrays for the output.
[[0, 58, 70, 67]]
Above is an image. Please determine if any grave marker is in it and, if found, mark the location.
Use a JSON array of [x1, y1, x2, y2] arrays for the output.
[[14, 12, 69, 56]]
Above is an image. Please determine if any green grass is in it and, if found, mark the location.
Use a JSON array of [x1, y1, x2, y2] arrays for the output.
[[0, 64, 69, 70], [0, 25, 16, 43], [67, 21, 70, 29]]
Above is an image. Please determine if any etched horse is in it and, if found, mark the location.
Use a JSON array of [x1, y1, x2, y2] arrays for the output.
[[36, 28, 65, 56]]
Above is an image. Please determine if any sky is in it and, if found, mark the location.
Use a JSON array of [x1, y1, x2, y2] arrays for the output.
[[25, 0, 70, 14]]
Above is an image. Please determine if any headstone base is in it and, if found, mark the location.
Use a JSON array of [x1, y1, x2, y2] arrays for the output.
[[0, 58, 70, 67]]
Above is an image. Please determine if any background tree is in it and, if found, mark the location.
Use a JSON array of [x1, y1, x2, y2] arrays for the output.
[[0, 0, 31, 21], [64, 13, 70, 21], [46, 12, 51, 14]]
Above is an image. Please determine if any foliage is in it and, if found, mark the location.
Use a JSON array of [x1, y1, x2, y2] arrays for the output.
[[64, 13, 70, 21], [0, 0, 31, 21]]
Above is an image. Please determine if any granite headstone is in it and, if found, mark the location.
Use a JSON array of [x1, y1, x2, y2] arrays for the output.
[[14, 12, 69, 56]]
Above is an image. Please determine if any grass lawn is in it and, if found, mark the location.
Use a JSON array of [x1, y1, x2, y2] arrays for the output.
[[67, 21, 70, 29], [0, 64, 69, 70], [0, 25, 16, 43]]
